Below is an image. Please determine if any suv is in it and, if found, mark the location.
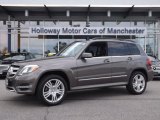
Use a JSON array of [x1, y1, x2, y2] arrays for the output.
[[5, 39, 153, 106]]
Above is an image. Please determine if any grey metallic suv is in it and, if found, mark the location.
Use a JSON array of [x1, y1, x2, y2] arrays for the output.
[[5, 39, 153, 106]]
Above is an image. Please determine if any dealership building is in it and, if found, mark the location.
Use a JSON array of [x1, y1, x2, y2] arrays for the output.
[[0, 0, 160, 58]]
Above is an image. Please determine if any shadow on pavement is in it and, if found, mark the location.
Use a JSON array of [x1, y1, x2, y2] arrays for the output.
[[66, 86, 128, 100], [0, 77, 5, 80], [6, 94, 45, 107], [6, 86, 129, 107]]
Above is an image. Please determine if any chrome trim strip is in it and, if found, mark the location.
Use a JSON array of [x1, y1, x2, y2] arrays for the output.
[[112, 75, 127, 78], [16, 85, 32, 89], [79, 75, 127, 81], [72, 82, 127, 90]]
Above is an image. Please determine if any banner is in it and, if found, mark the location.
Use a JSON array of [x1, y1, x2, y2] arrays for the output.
[[29, 27, 147, 36]]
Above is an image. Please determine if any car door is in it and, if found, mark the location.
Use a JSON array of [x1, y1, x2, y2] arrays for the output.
[[108, 41, 130, 83], [76, 41, 112, 87]]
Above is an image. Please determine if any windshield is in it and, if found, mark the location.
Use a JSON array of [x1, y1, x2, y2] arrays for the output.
[[57, 41, 86, 57], [3, 55, 25, 61]]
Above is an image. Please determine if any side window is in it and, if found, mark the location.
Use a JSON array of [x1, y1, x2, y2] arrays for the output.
[[85, 42, 107, 57], [127, 43, 140, 55], [108, 42, 130, 56]]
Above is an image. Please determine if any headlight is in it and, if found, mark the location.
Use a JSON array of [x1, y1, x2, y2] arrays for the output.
[[18, 65, 39, 75]]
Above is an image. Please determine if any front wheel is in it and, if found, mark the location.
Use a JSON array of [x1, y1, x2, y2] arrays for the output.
[[126, 71, 147, 95], [37, 75, 67, 106]]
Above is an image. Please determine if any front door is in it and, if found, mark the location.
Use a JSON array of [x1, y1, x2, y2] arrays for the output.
[[76, 41, 112, 87]]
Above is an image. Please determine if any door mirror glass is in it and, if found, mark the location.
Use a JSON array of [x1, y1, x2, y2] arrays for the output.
[[81, 53, 92, 59]]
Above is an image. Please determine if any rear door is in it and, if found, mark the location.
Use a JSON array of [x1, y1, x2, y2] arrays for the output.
[[108, 41, 130, 83]]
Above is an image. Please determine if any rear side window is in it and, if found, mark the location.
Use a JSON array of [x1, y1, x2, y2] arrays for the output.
[[108, 41, 130, 56], [127, 43, 140, 55]]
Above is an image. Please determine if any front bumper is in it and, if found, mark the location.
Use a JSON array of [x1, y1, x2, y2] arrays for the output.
[[5, 71, 40, 94], [0, 70, 7, 77], [0, 65, 9, 77]]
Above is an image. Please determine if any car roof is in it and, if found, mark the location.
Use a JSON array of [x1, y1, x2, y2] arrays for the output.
[[88, 38, 136, 44]]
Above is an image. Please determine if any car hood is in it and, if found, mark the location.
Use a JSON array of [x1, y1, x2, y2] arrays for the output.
[[1, 59, 22, 65], [13, 56, 75, 67]]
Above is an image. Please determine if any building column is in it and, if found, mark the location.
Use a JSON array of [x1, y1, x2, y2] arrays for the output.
[[157, 20, 160, 59], [17, 21, 21, 52], [7, 16, 11, 53]]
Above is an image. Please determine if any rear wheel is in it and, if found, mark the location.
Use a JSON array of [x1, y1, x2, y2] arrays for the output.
[[37, 75, 67, 106], [126, 71, 147, 95]]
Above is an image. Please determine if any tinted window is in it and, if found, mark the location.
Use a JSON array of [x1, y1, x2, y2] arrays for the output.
[[127, 43, 140, 55], [108, 42, 130, 56], [85, 42, 107, 57]]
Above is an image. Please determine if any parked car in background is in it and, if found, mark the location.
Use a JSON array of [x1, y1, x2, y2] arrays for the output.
[[148, 56, 160, 79], [0, 52, 35, 78]]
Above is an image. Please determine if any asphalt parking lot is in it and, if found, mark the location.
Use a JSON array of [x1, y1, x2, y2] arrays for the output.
[[0, 79, 160, 120]]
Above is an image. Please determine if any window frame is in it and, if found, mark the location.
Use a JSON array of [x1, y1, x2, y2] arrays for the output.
[[79, 41, 108, 59]]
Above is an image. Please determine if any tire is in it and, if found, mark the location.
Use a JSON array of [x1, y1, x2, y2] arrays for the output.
[[126, 71, 147, 95], [37, 75, 67, 106]]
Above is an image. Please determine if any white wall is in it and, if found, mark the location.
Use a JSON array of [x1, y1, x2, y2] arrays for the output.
[[1, 0, 160, 5]]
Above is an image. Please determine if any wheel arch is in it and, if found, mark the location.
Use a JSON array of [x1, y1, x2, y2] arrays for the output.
[[35, 70, 71, 94], [130, 68, 148, 82]]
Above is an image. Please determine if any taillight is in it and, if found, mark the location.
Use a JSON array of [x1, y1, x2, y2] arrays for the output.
[[146, 58, 152, 69]]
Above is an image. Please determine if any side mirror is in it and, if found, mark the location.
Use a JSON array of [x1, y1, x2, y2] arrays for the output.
[[81, 53, 92, 59]]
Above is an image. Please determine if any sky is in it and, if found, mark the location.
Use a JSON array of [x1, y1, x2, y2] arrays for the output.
[[0, 0, 160, 5]]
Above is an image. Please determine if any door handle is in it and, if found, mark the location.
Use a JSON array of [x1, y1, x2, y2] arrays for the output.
[[104, 59, 110, 63], [128, 57, 132, 61]]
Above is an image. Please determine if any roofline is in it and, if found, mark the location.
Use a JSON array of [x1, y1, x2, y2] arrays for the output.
[[1, 4, 160, 8]]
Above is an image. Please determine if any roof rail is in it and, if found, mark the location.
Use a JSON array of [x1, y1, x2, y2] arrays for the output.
[[92, 37, 115, 40], [119, 39, 136, 43], [91, 37, 136, 43]]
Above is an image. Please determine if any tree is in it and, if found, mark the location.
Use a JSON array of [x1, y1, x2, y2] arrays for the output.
[[2, 47, 8, 55]]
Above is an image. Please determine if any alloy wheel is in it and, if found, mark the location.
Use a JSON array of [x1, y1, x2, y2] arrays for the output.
[[42, 79, 65, 103], [132, 74, 145, 93]]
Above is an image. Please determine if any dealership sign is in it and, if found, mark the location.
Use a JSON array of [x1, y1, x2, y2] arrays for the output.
[[29, 27, 147, 36]]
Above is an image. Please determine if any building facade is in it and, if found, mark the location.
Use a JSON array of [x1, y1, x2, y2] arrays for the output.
[[0, 4, 160, 58]]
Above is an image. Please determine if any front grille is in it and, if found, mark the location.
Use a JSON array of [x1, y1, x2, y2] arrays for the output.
[[7, 65, 20, 77]]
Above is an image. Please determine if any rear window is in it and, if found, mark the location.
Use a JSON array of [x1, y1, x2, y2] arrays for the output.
[[127, 43, 140, 55], [108, 41, 130, 56]]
